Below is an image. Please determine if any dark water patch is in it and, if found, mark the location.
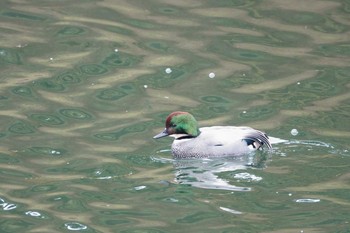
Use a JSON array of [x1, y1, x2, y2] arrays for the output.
[[30, 114, 65, 126], [31, 184, 58, 192], [56, 26, 86, 36], [1, 10, 46, 21], [96, 88, 128, 101], [305, 68, 347, 95], [33, 79, 66, 92], [11, 86, 34, 97], [227, 33, 273, 46], [122, 18, 160, 30], [0, 153, 21, 164], [118, 83, 135, 92], [59, 40, 93, 49], [299, 80, 335, 94], [93, 24, 133, 35], [8, 121, 36, 134], [77, 191, 115, 203], [334, 66, 350, 79], [97, 218, 130, 225], [176, 211, 218, 223], [210, 17, 254, 29], [267, 30, 312, 46], [57, 199, 88, 212], [0, 95, 9, 100], [262, 10, 324, 25], [0, 48, 22, 65], [55, 70, 83, 84], [200, 95, 230, 103], [94, 122, 147, 141], [336, 100, 350, 117], [59, 108, 93, 120], [102, 52, 142, 68], [45, 167, 72, 174], [344, 0, 350, 13], [206, 0, 256, 7], [96, 82, 136, 101], [138, 40, 176, 53], [157, 6, 181, 14], [98, 210, 156, 217], [96, 83, 136, 101], [219, 70, 264, 89], [0, 219, 35, 233], [313, 17, 349, 33], [314, 43, 350, 57], [0, 168, 34, 179], [208, 41, 291, 63], [79, 64, 108, 76], [120, 229, 166, 233]]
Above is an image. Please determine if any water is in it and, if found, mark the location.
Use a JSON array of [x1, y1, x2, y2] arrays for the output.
[[0, 0, 350, 232]]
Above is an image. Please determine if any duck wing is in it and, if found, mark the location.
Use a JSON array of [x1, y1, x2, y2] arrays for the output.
[[199, 126, 272, 150], [242, 129, 272, 150]]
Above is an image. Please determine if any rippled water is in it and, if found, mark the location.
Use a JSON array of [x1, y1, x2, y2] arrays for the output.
[[1, 0, 350, 232]]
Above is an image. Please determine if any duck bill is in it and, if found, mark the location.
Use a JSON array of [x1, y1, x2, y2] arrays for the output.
[[153, 129, 169, 139]]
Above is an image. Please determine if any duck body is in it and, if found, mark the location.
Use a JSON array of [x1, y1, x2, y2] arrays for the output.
[[154, 112, 272, 159], [171, 126, 270, 158]]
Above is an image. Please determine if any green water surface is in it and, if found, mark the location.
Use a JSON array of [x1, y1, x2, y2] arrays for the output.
[[0, 0, 349, 232]]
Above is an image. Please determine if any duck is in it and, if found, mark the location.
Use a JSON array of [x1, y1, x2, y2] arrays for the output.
[[153, 111, 272, 159]]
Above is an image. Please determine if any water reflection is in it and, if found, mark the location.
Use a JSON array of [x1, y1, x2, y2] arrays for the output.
[[152, 136, 346, 193], [152, 151, 269, 192]]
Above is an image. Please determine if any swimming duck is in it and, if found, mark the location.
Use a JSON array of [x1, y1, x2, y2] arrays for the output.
[[153, 111, 272, 158]]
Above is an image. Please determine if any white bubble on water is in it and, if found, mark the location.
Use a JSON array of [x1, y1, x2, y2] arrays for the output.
[[165, 68, 172, 74], [209, 72, 215, 78], [134, 185, 146, 191], [219, 206, 242, 215], [291, 129, 299, 136], [64, 222, 88, 231], [26, 211, 42, 217], [233, 172, 262, 182], [295, 198, 320, 203]]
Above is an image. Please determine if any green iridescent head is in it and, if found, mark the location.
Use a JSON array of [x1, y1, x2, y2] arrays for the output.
[[153, 111, 200, 139]]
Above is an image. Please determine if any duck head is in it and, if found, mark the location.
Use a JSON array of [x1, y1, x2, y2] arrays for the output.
[[153, 111, 200, 139]]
